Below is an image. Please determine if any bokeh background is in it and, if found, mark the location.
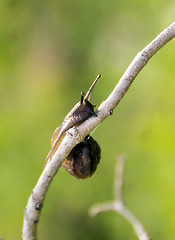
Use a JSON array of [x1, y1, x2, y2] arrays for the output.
[[0, 0, 175, 239]]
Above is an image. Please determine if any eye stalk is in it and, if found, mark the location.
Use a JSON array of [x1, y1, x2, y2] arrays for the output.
[[80, 92, 84, 105], [84, 74, 102, 101]]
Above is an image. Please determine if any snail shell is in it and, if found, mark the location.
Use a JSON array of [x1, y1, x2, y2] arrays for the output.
[[63, 135, 101, 179]]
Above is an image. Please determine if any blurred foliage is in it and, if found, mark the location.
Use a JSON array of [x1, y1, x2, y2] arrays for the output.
[[0, 0, 175, 239]]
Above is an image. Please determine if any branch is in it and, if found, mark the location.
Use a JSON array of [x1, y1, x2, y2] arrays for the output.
[[22, 21, 175, 240], [89, 154, 150, 240]]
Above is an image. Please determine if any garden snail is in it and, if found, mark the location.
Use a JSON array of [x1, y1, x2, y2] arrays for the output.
[[45, 74, 101, 179]]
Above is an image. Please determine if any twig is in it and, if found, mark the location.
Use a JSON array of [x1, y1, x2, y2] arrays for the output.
[[89, 154, 150, 240], [114, 154, 126, 202], [22, 21, 175, 240]]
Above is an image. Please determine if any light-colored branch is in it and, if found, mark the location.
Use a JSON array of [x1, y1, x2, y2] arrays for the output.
[[89, 154, 150, 240], [22, 21, 175, 240], [114, 153, 126, 202]]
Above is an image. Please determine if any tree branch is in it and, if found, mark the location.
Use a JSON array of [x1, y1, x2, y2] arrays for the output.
[[89, 154, 150, 240], [22, 21, 175, 240]]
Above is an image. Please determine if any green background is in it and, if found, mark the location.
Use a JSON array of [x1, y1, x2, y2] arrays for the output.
[[0, 0, 175, 239]]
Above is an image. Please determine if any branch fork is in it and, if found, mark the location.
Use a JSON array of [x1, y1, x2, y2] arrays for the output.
[[89, 154, 150, 240]]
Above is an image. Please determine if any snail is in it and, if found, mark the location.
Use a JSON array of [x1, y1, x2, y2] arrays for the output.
[[45, 74, 101, 179]]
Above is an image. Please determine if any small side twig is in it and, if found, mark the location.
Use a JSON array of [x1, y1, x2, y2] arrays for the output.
[[89, 154, 150, 240]]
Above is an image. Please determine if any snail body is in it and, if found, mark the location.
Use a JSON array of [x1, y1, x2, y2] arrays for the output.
[[45, 74, 101, 179]]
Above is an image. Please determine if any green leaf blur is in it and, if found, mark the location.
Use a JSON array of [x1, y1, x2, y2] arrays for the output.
[[0, 0, 175, 239]]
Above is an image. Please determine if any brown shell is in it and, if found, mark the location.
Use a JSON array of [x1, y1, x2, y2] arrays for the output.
[[63, 135, 101, 179]]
